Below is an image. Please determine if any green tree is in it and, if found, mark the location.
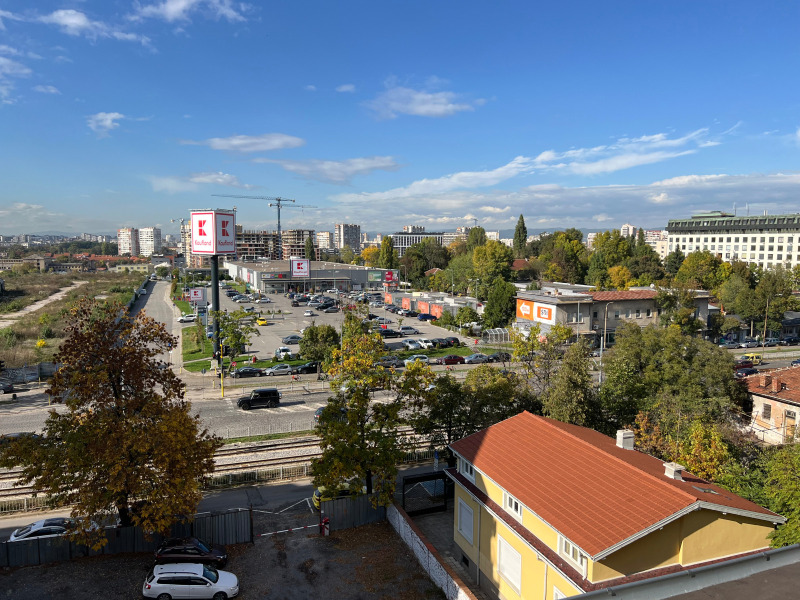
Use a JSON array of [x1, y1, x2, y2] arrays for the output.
[[378, 236, 398, 269], [401, 237, 450, 287], [482, 277, 517, 328], [299, 323, 341, 362], [466, 227, 487, 252], [212, 308, 259, 358], [765, 443, 800, 547], [513, 214, 528, 258], [675, 250, 723, 290], [340, 246, 356, 264], [305, 236, 316, 260], [664, 249, 685, 276], [539, 231, 588, 283], [472, 240, 514, 297], [541, 340, 598, 427], [155, 266, 169, 278], [655, 282, 704, 335], [0, 299, 220, 547], [672, 421, 731, 482], [511, 323, 572, 394], [312, 331, 402, 505]]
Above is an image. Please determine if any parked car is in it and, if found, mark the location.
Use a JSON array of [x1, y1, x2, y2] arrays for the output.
[[398, 325, 420, 336], [464, 353, 488, 364], [718, 341, 739, 349], [176, 314, 196, 323], [236, 388, 281, 410], [417, 339, 434, 349], [404, 355, 429, 367], [430, 338, 450, 348], [303, 310, 315, 317], [312, 482, 365, 510], [9, 518, 76, 542], [739, 338, 759, 348], [293, 361, 322, 375], [253, 297, 272, 303], [154, 537, 228, 568], [487, 352, 512, 363], [323, 306, 340, 313], [232, 366, 264, 378], [282, 334, 302, 344], [326, 289, 338, 294], [0, 380, 14, 394], [401, 339, 421, 351], [417, 313, 436, 321], [256, 317, 269, 326], [436, 354, 465, 365], [791, 358, 800, 367], [143, 563, 239, 600], [445, 336, 461, 347], [374, 317, 392, 325], [243, 306, 256, 313], [291, 300, 300, 307], [734, 359, 754, 370], [376, 355, 404, 369], [762, 338, 780, 347], [378, 328, 402, 338], [780, 336, 800, 346], [263, 364, 294, 376], [274, 347, 293, 360], [735, 367, 759, 379]]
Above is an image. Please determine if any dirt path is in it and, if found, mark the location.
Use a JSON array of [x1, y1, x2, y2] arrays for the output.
[[0, 281, 88, 330]]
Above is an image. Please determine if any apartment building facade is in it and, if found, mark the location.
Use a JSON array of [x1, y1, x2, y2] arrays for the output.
[[117, 228, 139, 256], [334, 223, 361, 251], [138, 227, 162, 257]]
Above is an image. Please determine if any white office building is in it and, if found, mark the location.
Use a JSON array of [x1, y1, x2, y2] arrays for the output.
[[138, 227, 162, 257]]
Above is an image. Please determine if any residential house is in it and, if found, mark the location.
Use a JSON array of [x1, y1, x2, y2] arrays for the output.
[[745, 369, 800, 445], [447, 412, 784, 600]]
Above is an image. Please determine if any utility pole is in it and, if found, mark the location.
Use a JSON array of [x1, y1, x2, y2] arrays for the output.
[[211, 194, 316, 260]]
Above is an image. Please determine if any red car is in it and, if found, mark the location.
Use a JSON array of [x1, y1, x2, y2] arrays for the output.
[[437, 355, 465, 365]]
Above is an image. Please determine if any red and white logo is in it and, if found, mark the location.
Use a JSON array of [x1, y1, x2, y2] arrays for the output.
[[291, 259, 310, 277], [197, 220, 207, 237], [221, 220, 230, 237]]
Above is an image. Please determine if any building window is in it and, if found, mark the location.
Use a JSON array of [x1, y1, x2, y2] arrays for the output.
[[635, 309, 641, 318], [560, 537, 587, 575], [498, 536, 522, 594], [614, 310, 620, 319], [458, 499, 474, 545], [646, 308, 652, 317], [763, 404, 772, 421], [554, 589, 567, 600], [460, 458, 475, 482], [593, 311, 598, 319], [504, 492, 523, 522], [626, 309, 632, 318]]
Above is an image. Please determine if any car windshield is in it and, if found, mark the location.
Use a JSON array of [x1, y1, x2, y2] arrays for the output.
[[203, 565, 219, 583], [14, 526, 33, 537]]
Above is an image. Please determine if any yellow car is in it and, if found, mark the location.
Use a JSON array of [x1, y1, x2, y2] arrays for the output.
[[312, 482, 365, 510], [256, 317, 269, 326]]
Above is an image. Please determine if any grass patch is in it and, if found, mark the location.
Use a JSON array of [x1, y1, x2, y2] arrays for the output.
[[182, 355, 309, 372], [221, 430, 316, 444], [173, 299, 192, 314]]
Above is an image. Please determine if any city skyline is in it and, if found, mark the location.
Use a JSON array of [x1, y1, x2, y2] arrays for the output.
[[2, 2, 800, 236]]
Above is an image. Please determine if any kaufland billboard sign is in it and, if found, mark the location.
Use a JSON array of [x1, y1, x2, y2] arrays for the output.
[[190, 210, 236, 255]]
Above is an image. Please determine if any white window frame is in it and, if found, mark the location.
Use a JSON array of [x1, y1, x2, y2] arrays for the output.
[[498, 535, 522, 594], [460, 457, 475, 483], [457, 498, 474, 545], [503, 491, 523, 522], [560, 536, 587, 577], [553, 588, 567, 600]]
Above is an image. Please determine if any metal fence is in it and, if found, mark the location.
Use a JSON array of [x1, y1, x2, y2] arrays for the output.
[[0, 362, 57, 385], [217, 417, 317, 440], [322, 493, 387, 532], [0, 508, 252, 569]]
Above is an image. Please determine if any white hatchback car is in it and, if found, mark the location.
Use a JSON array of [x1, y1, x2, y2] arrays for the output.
[[143, 563, 239, 599]]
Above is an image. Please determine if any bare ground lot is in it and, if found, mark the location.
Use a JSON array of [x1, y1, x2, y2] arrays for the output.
[[0, 506, 445, 600]]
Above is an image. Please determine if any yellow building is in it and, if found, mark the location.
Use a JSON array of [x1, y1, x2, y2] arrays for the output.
[[447, 412, 784, 599]]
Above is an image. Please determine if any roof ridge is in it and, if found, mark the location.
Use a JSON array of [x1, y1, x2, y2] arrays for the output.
[[534, 416, 701, 504]]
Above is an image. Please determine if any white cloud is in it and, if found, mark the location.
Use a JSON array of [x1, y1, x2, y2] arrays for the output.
[[181, 132, 305, 153], [304, 84, 316, 92], [131, 0, 247, 23], [648, 192, 670, 204], [592, 214, 612, 222], [39, 9, 151, 46], [0, 56, 32, 103], [87, 112, 125, 136], [255, 156, 399, 183], [796, 127, 800, 143], [336, 84, 355, 93], [148, 171, 254, 193], [366, 79, 481, 119], [481, 205, 510, 213], [0, 10, 24, 31], [33, 84, 60, 94], [0, 45, 21, 56]]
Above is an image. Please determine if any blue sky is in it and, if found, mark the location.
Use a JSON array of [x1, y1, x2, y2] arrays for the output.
[[1, 1, 800, 237]]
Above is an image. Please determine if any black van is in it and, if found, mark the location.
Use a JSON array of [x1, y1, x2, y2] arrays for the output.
[[237, 388, 281, 410]]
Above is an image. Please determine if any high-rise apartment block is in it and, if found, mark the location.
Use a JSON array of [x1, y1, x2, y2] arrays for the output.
[[117, 228, 140, 256], [391, 227, 444, 257], [316, 231, 333, 250], [138, 227, 162, 257], [334, 224, 361, 251], [282, 229, 315, 260]]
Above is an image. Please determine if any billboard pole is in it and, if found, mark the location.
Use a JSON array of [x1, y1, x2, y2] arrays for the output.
[[210, 255, 221, 360]]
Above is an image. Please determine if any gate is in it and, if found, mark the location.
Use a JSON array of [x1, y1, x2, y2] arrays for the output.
[[401, 471, 448, 516]]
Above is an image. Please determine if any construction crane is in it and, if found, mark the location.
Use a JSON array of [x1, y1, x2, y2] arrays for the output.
[[211, 195, 317, 260]]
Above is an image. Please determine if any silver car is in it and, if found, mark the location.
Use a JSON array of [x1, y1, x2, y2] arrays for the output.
[[263, 364, 294, 376], [464, 353, 488, 364], [143, 563, 239, 599]]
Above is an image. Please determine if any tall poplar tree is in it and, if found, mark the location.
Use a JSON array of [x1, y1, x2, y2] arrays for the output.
[[513, 214, 528, 258]]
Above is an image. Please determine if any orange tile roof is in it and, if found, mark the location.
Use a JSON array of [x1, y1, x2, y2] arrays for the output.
[[745, 366, 800, 405], [591, 290, 657, 301], [450, 412, 781, 558]]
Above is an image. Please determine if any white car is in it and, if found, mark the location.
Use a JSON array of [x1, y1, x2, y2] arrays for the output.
[[402, 339, 421, 350], [253, 297, 272, 303], [177, 314, 196, 323], [374, 317, 392, 325], [143, 563, 239, 600], [417, 338, 434, 349], [404, 355, 429, 367], [398, 325, 419, 336], [304, 310, 315, 317], [9, 518, 76, 542], [274, 347, 293, 360], [326, 289, 338, 294]]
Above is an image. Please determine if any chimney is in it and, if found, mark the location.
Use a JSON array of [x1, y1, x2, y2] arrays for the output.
[[759, 374, 772, 388], [616, 429, 635, 450], [771, 376, 783, 393], [663, 462, 685, 481]]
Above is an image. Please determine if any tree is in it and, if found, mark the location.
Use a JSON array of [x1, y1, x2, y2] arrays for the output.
[[402, 238, 450, 287], [513, 214, 528, 258], [672, 421, 731, 482], [472, 240, 514, 297], [298, 323, 340, 362], [539, 232, 588, 284], [213, 308, 259, 359], [340, 246, 356, 264], [664, 249, 685, 276], [510, 323, 572, 394], [361, 246, 380, 267], [675, 250, 724, 290], [466, 227, 487, 252], [312, 331, 403, 506], [305, 236, 316, 260], [155, 266, 169, 278], [378, 236, 398, 269], [0, 299, 220, 547], [765, 443, 800, 547], [482, 277, 516, 328], [541, 340, 598, 427], [607, 265, 633, 290], [655, 282, 704, 335]]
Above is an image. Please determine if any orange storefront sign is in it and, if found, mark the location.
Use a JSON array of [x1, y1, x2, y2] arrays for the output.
[[418, 301, 429, 314], [516, 299, 535, 320], [516, 299, 556, 324], [430, 304, 443, 318], [384, 293, 393, 304], [402, 297, 411, 310]]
